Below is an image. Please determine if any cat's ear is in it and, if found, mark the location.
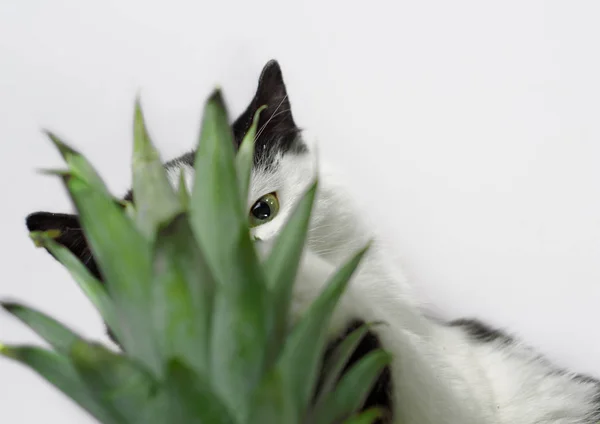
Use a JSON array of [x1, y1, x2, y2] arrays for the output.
[[232, 60, 300, 148], [25, 212, 101, 280]]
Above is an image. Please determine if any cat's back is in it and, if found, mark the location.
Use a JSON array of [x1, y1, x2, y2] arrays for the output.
[[441, 318, 600, 423]]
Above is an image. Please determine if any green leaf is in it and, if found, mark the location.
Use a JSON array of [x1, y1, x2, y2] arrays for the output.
[[64, 174, 159, 374], [236, 105, 266, 204], [265, 181, 318, 364], [190, 90, 269, 417], [209, 229, 269, 419], [312, 350, 392, 424], [247, 369, 297, 424], [70, 340, 157, 424], [45, 131, 109, 194], [277, 244, 371, 417], [0, 345, 118, 424], [342, 408, 386, 424], [177, 168, 190, 209], [1, 302, 81, 356], [190, 89, 246, 285], [164, 359, 236, 424], [314, 323, 371, 404], [132, 99, 181, 239], [28, 232, 120, 340], [151, 213, 215, 377]]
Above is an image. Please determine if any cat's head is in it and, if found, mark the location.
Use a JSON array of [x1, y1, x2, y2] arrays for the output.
[[27, 60, 316, 280]]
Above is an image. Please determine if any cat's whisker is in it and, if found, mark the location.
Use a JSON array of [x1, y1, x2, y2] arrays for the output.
[[254, 95, 288, 143]]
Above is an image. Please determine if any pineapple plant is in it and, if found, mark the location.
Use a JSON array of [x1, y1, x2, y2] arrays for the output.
[[1, 89, 391, 424]]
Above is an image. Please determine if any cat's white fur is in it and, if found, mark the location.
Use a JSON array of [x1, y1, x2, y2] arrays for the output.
[[167, 148, 599, 424]]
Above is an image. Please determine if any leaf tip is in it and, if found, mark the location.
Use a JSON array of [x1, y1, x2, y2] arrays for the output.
[[36, 168, 71, 178], [208, 87, 226, 108], [0, 301, 21, 314], [44, 130, 77, 159], [29, 230, 61, 247]]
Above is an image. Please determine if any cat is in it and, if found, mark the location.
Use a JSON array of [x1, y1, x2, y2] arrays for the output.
[[26, 60, 600, 424]]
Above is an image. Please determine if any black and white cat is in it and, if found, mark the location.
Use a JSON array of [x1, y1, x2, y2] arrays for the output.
[[27, 61, 600, 424]]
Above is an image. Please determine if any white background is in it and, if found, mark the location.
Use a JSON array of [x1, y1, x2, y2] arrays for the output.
[[1, 1, 600, 422]]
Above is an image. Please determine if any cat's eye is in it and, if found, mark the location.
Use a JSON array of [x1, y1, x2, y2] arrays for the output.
[[249, 193, 280, 227]]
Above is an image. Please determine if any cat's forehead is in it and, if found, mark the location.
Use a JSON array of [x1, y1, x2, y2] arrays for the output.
[[163, 150, 283, 201], [233, 122, 306, 171]]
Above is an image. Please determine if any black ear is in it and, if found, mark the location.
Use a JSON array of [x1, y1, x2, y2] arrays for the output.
[[25, 212, 101, 280], [232, 60, 304, 165]]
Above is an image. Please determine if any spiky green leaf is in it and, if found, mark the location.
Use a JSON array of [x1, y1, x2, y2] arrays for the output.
[[312, 350, 392, 424], [132, 99, 181, 239], [164, 359, 236, 424], [151, 213, 215, 376], [190, 90, 269, 416], [342, 408, 386, 424], [236, 105, 266, 204], [209, 229, 269, 418], [247, 369, 297, 424], [278, 244, 370, 416], [314, 323, 370, 404], [190, 89, 246, 284], [28, 232, 119, 339], [265, 181, 317, 364], [177, 168, 190, 209], [45, 132, 108, 194], [1, 302, 81, 355], [64, 174, 159, 374], [70, 340, 156, 424], [0, 345, 117, 424]]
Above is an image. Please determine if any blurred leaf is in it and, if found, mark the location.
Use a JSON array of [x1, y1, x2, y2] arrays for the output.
[[264, 181, 317, 364], [189, 89, 246, 285], [151, 213, 215, 376], [28, 232, 120, 339], [342, 408, 386, 424], [247, 369, 297, 424], [190, 90, 269, 416], [209, 229, 269, 419], [64, 174, 159, 374], [1, 302, 80, 355], [70, 340, 156, 424], [45, 132, 110, 195], [124, 201, 136, 220], [0, 345, 118, 424], [278, 244, 370, 417], [236, 105, 265, 204], [313, 350, 391, 424], [315, 323, 370, 404], [164, 359, 236, 424], [132, 100, 181, 239], [177, 168, 190, 209]]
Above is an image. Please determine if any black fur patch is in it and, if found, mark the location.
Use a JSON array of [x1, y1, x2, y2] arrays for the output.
[[26, 212, 101, 280], [449, 318, 513, 344], [232, 60, 306, 170]]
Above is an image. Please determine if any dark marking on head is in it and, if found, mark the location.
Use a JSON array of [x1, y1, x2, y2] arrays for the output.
[[232, 60, 306, 170], [319, 320, 394, 423], [449, 318, 514, 345]]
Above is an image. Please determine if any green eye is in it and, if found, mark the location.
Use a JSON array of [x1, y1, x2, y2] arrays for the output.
[[249, 193, 279, 227]]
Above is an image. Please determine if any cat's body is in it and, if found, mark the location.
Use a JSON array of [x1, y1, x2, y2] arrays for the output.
[[27, 61, 600, 424]]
